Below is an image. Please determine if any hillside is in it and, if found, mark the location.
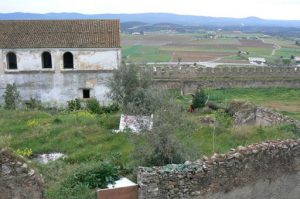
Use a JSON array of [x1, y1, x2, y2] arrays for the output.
[[1, 12, 300, 28]]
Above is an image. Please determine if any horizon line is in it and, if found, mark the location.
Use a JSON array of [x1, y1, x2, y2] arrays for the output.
[[0, 12, 300, 21]]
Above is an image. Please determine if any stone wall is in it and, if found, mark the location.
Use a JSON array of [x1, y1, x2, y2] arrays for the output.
[[151, 65, 300, 79], [0, 149, 44, 199], [138, 139, 300, 199], [145, 65, 300, 94]]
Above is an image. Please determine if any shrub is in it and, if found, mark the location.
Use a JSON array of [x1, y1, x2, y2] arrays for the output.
[[132, 101, 199, 166], [3, 83, 21, 109], [192, 89, 208, 109], [86, 98, 103, 114], [25, 97, 42, 110], [64, 162, 119, 189], [67, 98, 81, 111], [99, 114, 120, 129], [215, 109, 233, 128], [102, 103, 119, 113], [53, 118, 62, 124]]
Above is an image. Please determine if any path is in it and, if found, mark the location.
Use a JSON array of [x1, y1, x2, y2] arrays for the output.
[[272, 43, 281, 56], [260, 38, 281, 56]]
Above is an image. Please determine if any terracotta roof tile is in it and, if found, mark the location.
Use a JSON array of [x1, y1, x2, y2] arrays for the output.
[[0, 20, 120, 48]]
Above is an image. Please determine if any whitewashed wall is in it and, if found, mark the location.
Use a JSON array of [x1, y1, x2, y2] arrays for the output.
[[0, 48, 121, 106], [0, 48, 121, 73]]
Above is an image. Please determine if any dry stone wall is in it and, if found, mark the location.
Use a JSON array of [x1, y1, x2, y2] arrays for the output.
[[0, 149, 44, 199], [138, 139, 300, 199]]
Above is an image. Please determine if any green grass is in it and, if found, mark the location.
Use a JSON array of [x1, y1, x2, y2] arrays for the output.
[[206, 87, 300, 120], [1, 87, 300, 198], [0, 109, 132, 198], [191, 124, 297, 155], [276, 47, 300, 58], [122, 45, 172, 63]]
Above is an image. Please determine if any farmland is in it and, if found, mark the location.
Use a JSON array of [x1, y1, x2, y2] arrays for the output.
[[121, 31, 300, 64]]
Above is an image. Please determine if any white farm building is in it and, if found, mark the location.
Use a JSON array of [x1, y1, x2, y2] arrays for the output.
[[0, 20, 121, 105]]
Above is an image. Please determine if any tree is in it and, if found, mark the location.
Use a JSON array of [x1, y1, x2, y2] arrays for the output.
[[192, 89, 208, 109], [107, 62, 157, 115], [3, 83, 21, 109]]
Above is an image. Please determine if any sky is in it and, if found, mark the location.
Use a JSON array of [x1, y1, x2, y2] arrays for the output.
[[0, 0, 300, 20]]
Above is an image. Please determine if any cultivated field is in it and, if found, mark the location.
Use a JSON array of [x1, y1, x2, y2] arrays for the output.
[[121, 31, 300, 64]]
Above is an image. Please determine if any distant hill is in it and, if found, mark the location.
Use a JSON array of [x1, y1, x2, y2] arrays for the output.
[[1, 12, 300, 28]]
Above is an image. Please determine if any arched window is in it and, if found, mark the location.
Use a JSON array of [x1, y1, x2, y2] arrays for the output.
[[6, 52, 17, 69], [63, 52, 74, 69], [42, 52, 52, 68]]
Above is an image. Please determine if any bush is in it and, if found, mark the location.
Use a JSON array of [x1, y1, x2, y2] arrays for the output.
[[102, 103, 119, 113], [64, 162, 119, 189], [67, 98, 81, 111], [215, 109, 233, 128], [99, 114, 120, 129], [25, 97, 42, 110], [86, 98, 102, 114], [132, 101, 199, 166], [3, 83, 21, 109], [192, 89, 208, 109]]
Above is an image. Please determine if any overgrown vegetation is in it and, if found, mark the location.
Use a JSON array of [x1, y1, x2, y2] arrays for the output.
[[63, 162, 119, 189], [1, 80, 300, 198]]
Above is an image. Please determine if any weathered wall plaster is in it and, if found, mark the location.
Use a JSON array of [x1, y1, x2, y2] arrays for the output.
[[0, 48, 121, 105]]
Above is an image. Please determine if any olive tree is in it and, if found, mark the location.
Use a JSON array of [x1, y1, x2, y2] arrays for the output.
[[107, 63, 157, 115]]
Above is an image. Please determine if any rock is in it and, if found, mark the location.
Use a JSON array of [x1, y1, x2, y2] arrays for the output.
[[203, 156, 208, 161], [0, 149, 44, 199], [1, 165, 11, 175], [28, 169, 35, 176]]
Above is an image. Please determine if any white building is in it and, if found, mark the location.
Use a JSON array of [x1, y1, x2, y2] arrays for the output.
[[0, 20, 121, 105], [294, 57, 300, 66], [248, 57, 266, 65]]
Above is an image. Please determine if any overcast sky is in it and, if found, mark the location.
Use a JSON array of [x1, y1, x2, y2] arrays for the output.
[[0, 0, 299, 20]]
